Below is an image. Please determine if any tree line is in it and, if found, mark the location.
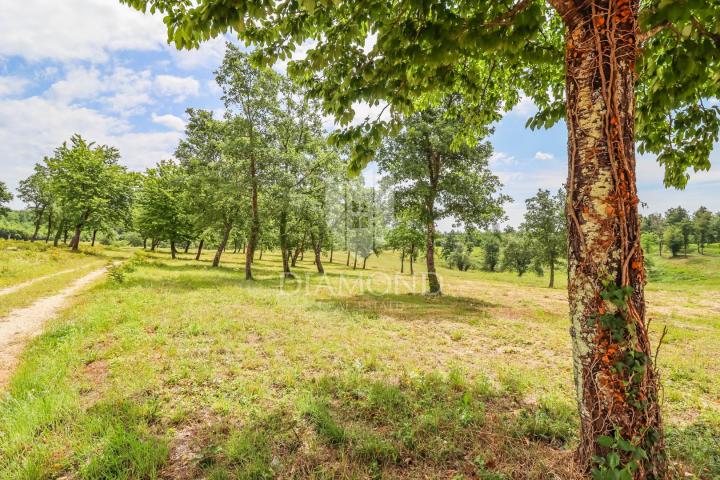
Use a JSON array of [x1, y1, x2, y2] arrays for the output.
[[641, 207, 720, 257]]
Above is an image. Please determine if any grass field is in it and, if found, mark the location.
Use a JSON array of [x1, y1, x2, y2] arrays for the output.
[[0, 244, 718, 479]]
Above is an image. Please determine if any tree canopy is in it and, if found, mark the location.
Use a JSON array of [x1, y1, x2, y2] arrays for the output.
[[121, 0, 719, 185]]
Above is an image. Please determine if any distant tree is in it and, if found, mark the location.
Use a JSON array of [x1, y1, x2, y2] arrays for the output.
[[440, 232, 475, 271], [482, 237, 501, 273], [385, 214, 424, 274], [502, 236, 534, 277], [692, 207, 713, 255], [521, 188, 566, 288], [642, 213, 666, 256], [665, 207, 692, 257], [711, 213, 720, 251], [375, 108, 508, 294], [136, 161, 193, 258], [46, 135, 134, 251], [642, 232, 659, 256], [663, 226, 684, 258], [17, 163, 53, 241], [0, 181, 13, 217]]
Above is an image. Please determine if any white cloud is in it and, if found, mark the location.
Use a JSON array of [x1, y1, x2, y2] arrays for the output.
[[152, 113, 185, 131], [169, 37, 228, 71], [46, 67, 104, 103], [207, 79, 223, 97], [154, 75, 200, 101], [48, 66, 204, 115], [0, 76, 29, 97], [0, 0, 166, 62], [507, 95, 537, 119], [0, 96, 180, 208], [534, 151, 554, 161], [489, 152, 516, 166]]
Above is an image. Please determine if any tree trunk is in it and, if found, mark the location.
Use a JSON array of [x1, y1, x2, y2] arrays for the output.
[[259, 248, 263, 260], [329, 246, 334, 263], [70, 224, 82, 251], [170, 240, 177, 259], [425, 151, 441, 294], [31, 209, 44, 242], [45, 213, 53, 243], [196, 239, 204, 260], [410, 252, 414, 275], [292, 236, 304, 268], [362, 256, 367, 270], [311, 233, 324, 274], [143, 238, 148, 249], [346, 250, 351, 266], [91, 230, 97, 247], [425, 219, 440, 294], [246, 153, 259, 281], [213, 223, 232, 267], [562, 2, 664, 475], [184, 241, 190, 254], [401, 249, 405, 273], [549, 259, 555, 289], [353, 251, 358, 270], [53, 220, 64, 247], [63, 229, 68, 244], [279, 210, 293, 278]]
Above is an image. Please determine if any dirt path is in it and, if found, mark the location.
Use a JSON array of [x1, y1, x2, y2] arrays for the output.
[[0, 266, 109, 388], [0, 267, 86, 297]]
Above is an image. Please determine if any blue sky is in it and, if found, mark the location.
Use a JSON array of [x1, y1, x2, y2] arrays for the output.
[[1, 0, 718, 228]]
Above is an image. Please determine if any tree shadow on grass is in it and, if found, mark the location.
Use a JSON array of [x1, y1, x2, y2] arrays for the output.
[[169, 371, 580, 480], [319, 292, 498, 325]]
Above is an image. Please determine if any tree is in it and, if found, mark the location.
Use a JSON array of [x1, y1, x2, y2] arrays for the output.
[[266, 78, 334, 277], [136, 161, 193, 258], [642, 213, 665, 256], [502, 236, 534, 276], [665, 207, 692, 257], [0, 181, 13, 217], [17, 164, 53, 241], [121, 0, 720, 473], [385, 213, 425, 274], [375, 108, 508, 294], [692, 206, 713, 255], [215, 44, 280, 280], [176, 109, 246, 268], [663, 226, 684, 258], [521, 188, 566, 288], [642, 232, 659, 256], [482, 236, 501, 273], [46, 135, 134, 252], [440, 232, 475, 271]]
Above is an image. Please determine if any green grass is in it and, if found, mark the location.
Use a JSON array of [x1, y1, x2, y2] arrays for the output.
[[0, 246, 718, 479]]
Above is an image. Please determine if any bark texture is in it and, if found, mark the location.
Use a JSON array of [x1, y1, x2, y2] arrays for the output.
[[561, 1, 664, 476]]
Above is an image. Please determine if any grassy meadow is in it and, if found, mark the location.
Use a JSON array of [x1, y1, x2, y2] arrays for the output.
[[0, 241, 718, 479]]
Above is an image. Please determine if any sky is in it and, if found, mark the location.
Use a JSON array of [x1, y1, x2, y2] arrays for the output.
[[1, 0, 718, 228]]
